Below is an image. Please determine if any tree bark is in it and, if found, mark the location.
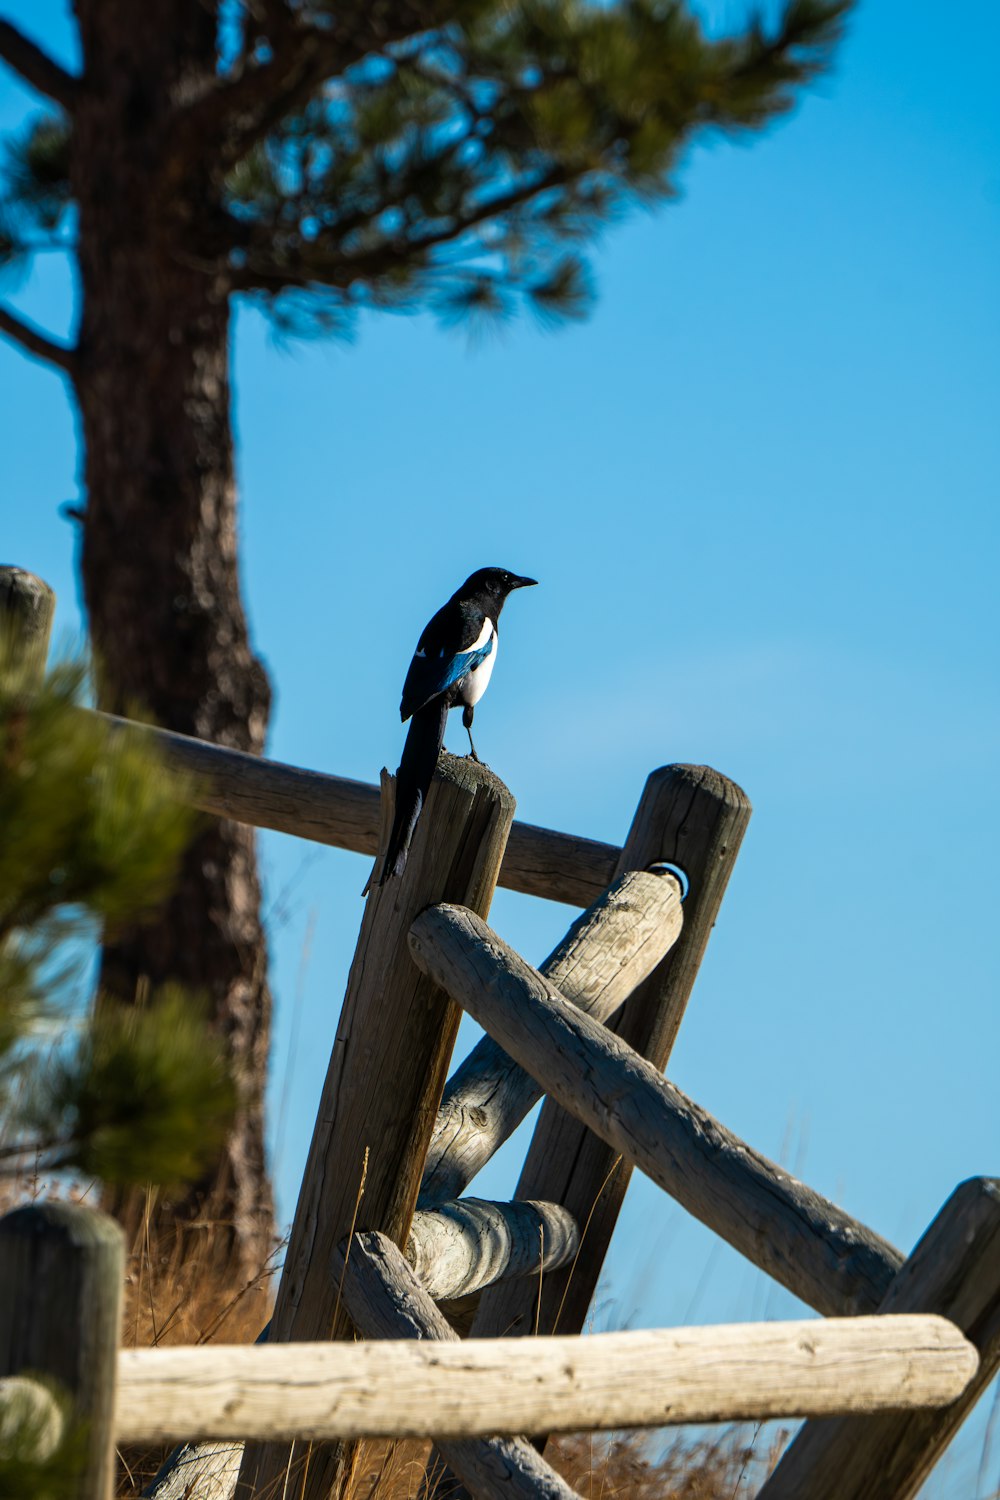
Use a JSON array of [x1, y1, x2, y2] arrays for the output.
[[69, 0, 274, 1280]]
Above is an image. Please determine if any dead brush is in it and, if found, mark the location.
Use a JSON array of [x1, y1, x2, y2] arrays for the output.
[[346, 1428, 784, 1500], [2, 1160, 781, 1500]]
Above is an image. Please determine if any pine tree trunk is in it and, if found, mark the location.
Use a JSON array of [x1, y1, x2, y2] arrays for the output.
[[69, 0, 275, 1282]]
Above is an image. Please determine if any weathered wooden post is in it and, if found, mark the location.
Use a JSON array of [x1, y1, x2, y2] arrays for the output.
[[421, 763, 749, 1495], [0, 1202, 125, 1500], [333, 1234, 583, 1500], [0, 565, 56, 678], [238, 753, 515, 1500], [472, 765, 751, 1345], [758, 1176, 1000, 1500]]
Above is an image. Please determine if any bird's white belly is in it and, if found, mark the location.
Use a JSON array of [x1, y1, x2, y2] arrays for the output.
[[459, 626, 497, 707]]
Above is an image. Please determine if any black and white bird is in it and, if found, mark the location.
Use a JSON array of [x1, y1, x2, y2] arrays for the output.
[[378, 567, 537, 885]]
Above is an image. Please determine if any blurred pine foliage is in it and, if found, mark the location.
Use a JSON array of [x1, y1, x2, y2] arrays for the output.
[[0, 638, 234, 1195]]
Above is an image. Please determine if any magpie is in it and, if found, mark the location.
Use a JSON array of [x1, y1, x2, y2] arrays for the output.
[[378, 567, 537, 886]]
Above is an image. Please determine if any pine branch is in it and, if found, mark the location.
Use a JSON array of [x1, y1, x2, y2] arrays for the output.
[[0, 19, 77, 110], [0, 302, 76, 374], [232, 164, 567, 294], [171, 7, 449, 175]]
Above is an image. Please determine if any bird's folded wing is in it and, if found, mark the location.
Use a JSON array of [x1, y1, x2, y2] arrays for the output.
[[400, 633, 494, 721]]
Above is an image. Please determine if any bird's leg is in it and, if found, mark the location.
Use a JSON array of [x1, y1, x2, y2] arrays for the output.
[[462, 704, 481, 763]]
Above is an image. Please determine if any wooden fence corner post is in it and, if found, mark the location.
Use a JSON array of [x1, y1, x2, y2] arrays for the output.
[[0, 565, 55, 680], [238, 752, 515, 1500], [759, 1176, 1000, 1500], [0, 1202, 125, 1500], [471, 763, 751, 1347], [422, 763, 750, 1499]]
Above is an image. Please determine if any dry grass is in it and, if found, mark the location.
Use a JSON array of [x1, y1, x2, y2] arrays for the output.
[[346, 1427, 784, 1499], [108, 1215, 781, 1500], [1, 1169, 780, 1500]]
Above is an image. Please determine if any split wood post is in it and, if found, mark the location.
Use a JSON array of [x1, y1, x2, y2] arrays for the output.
[[238, 752, 515, 1500], [332, 1233, 583, 1500], [409, 905, 902, 1316], [419, 864, 684, 1205], [474, 765, 751, 1344], [758, 1176, 1000, 1500], [0, 1202, 124, 1500], [0, 565, 56, 679]]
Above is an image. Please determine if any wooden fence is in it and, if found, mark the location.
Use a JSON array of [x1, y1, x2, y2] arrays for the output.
[[2, 565, 999, 1500]]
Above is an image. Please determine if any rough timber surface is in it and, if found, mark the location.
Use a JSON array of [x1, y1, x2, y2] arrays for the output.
[[473, 765, 754, 1353], [238, 754, 514, 1500], [99, 712, 618, 905], [406, 1197, 580, 1302], [420, 864, 683, 1205], [114, 1313, 976, 1441], [409, 903, 904, 1318], [759, 1176, 1000, 1500]]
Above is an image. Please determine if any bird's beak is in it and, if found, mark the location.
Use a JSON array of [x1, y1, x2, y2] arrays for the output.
[[512, 575, 538, 589]]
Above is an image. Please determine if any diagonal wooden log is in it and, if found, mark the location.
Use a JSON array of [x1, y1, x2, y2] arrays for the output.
[[143, 1195, 578, 1498], [473, 765, 752, 1350], [142, 1441, 242, 1500], [332, 1233, 583, 1500], [420, 764, 752, 1496], [758, 1176, 1000, 1500], [238, 754, 515, 1500], [419, 864, 684, 1206], [408, 904, 904, 1319]]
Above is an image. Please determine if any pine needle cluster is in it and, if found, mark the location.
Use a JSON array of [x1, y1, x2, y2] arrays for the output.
[[0, 1379, 84, 1500], [0, 639, 235, 1190], [0, 0, 852, 339]]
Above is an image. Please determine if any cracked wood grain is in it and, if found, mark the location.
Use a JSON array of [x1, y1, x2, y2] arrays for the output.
[[759, 1176, 1000, 1500], [97, 711, 619, 906], [114, 1310, 977, 1442], [409, 903, 904, 1319], [238, 755, 515, 1500], [419, 864, 683, 1206]]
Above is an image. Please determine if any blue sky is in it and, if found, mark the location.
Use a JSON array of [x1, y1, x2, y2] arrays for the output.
[[2, 2, 999, 1492]]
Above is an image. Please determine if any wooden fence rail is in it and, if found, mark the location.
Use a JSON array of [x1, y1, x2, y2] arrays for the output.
[[408, 902, 903, 1318], [759, 1176, 1000, 1500], [102, 712, 618, 908], [406, 1197, 580, 1303], [419, 863, 684, 1205], [113, 1314, 977, 1444], [4, 567, 994, 1500], [238, 756, 516, 1500]]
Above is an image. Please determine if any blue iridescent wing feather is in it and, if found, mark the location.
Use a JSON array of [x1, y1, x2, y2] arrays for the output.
[[400, 631, 493, 720]]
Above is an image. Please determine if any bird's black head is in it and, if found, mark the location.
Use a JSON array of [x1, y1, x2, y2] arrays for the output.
[[454, 567, 538, 608]]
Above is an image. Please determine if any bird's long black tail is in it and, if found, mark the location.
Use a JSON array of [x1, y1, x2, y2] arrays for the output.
[[378, 698, 449, 885]]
